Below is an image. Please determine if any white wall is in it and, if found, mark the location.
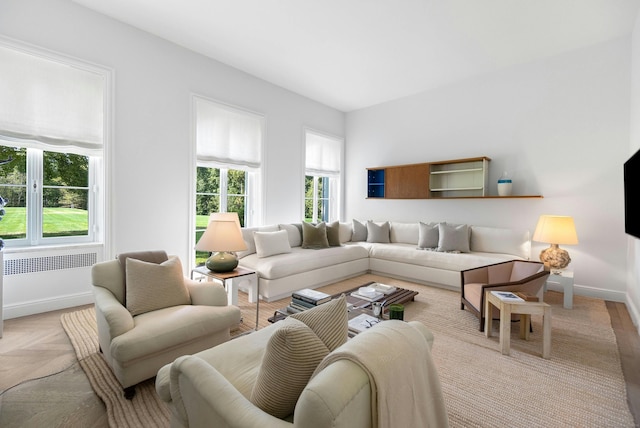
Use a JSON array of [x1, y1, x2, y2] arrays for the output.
[[345, 37, 631, 303], [0, 0, 344, 317], [628, 11, 640, 332]]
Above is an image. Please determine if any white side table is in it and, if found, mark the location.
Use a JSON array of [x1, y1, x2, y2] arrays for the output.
[[545, 270, 574, 309], [191, 265, 259, 329]]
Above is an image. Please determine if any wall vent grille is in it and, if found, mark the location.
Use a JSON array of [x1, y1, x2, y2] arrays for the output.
[[3, 252, 97, 276]]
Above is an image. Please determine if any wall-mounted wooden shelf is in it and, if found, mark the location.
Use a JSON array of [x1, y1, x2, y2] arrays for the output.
[[366, 156, 543, 199]]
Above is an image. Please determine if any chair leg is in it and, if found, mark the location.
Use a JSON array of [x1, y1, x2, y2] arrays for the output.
[[479, 317, 485, 332], [124, 386, 136, 400]]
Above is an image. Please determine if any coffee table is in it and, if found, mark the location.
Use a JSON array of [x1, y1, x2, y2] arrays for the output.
[[268, 281, 418, 323]]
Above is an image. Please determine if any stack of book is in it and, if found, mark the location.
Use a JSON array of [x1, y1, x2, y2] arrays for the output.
[[287, 288, 332, 313], [348, 313, 382, 334]]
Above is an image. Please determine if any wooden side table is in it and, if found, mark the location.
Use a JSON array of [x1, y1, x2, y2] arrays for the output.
[[545, 270, 574, 309], [191, 266, 259, 330], [485, 291, 551, 359]]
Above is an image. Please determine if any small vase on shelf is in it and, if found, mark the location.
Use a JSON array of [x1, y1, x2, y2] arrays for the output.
[[497, 171, 512, 197]]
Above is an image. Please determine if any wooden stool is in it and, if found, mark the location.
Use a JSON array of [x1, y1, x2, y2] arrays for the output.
[[485, 291, 551, 358]]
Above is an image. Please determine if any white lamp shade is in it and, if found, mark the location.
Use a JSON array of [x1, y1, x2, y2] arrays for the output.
[[532, 215, 578, 245], [195, 212, 247, 252]]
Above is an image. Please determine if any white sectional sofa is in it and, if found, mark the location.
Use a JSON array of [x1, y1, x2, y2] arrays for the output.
[[238, 220, 531, 302]]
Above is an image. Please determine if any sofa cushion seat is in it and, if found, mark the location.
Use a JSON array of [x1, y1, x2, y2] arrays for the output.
[[110, 304, 240, 365], [367, 243, 520, 272], [239, 245, 370, 280]]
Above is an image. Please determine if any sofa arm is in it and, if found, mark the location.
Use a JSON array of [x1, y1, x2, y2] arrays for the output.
[[93, 286, 134, 339], [407, 321, 434, 350], [168, 355, 291, 428], [185, 278, 228, 306]]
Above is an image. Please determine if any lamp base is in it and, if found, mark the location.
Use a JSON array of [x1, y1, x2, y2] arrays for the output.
[[205, 252, 238, 273], [539, 244, 571, 270]]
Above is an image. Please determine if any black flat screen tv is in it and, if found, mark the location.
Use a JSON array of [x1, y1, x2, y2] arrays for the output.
[[624, 148, 640, 239]]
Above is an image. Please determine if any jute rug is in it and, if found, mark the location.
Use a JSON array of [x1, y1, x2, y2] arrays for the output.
[[62, 273, 635, 428]]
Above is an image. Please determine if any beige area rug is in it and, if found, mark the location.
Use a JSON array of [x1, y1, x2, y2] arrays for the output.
[[62, 274, 635, 428], [60, 309, 170, 428]]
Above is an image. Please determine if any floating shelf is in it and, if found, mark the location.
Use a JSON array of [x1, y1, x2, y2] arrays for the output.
[[367, 156, 543, 199]]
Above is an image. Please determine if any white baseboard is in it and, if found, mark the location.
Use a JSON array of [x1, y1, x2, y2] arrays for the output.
[[624, 295, 640, 335], [3, 292, 95, 320], [545, 282, 627, 303]]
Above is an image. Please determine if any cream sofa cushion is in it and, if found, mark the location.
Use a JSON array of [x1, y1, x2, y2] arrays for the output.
[[125, 256, 190, 316], [470, 226, 531, 259], [389, 222, 419, 245], [279, 223, 302, 247], [339, 221, 353, 243]]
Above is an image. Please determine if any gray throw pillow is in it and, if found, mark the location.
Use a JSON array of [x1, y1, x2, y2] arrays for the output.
[[418, 222, 440, 249], [326, 221, 341, 246], [437, 223, 470, 252], [366, 221, 390, 243], [351, 219, 367, 242], [301, 222, 330, 249]]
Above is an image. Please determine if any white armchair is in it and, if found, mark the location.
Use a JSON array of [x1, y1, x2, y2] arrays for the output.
[[156, 318, 448, 428], [92, 250, 241, 399]]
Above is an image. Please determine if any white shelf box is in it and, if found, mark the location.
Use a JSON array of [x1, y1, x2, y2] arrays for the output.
[[429, 158, 489, 197]]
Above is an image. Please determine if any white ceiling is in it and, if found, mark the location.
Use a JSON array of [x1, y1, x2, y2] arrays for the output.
[[72, 0, 640, 112]]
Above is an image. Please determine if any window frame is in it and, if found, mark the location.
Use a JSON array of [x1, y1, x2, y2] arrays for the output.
[[190, 95, 265, 266], [0, 145, 100, 247], [0, 38, 111, 250], [303, 129, 343, 224]]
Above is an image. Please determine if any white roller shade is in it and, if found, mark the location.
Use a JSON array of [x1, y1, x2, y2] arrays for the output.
[[305, 131, 342, 176], [196, 98, 263, 168], [0, 45, 104, 156]]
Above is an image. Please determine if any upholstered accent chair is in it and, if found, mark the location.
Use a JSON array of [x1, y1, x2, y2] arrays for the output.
[[91, 250, 242, 399], [460, 260, 549, 331]]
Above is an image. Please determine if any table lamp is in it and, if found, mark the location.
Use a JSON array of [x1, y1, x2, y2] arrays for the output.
[[532, 215, 578, 272], [195, 212, 247, 272]]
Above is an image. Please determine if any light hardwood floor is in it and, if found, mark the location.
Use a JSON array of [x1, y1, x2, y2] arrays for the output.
[[0, 301, 638, 427]]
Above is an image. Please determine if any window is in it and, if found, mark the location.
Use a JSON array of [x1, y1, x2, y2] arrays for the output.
[[0, 44, 105, 248], [194, 97, 264, 264], [304, 130, 342, 223]]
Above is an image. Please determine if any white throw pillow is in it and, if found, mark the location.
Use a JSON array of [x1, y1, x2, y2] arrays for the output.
[[254, 230, 292, 258], [437, 223, 470, 252], [238, 225, 279, 258]]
